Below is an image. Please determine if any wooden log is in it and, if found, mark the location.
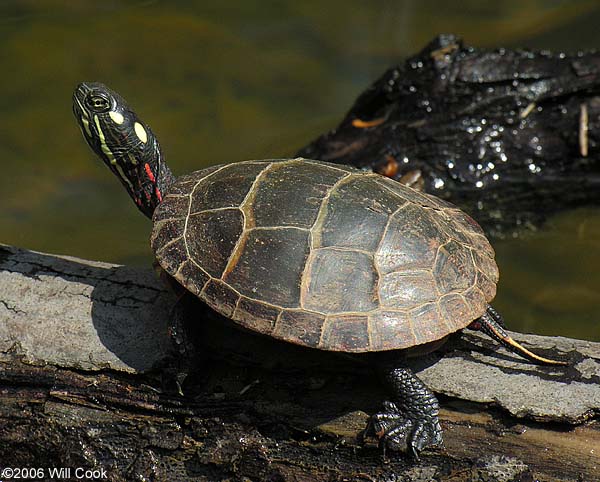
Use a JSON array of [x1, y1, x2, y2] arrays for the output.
[[298, 34, 600, 238], [0, 244, 598, 481]]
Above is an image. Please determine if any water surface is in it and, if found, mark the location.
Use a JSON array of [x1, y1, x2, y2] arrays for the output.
[[1, 1, 598, 340]]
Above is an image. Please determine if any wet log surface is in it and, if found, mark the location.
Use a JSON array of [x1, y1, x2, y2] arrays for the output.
[[1, 244, 599, 481], [299, 34, 600, 238]]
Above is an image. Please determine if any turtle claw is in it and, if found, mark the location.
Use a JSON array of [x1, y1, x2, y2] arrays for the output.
[[366, 400, 443, 459]]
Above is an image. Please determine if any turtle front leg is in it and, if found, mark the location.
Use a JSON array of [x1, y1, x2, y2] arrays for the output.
[[366, 365, 443, 459]]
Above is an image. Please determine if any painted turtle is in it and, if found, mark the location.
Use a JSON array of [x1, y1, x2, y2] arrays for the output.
[[72, 82, 564, 458]]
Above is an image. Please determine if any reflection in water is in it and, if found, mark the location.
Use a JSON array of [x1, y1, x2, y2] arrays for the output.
[[0, 1, 599, 340]]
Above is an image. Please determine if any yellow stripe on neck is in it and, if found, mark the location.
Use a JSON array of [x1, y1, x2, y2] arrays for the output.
[[93, 114, 135, 193]]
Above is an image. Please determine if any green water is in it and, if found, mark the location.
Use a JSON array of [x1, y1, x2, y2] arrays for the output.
[[1, 1, 599, 340]]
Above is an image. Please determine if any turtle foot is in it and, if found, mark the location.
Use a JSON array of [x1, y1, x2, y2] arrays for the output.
[[366, 400, 443, 459]]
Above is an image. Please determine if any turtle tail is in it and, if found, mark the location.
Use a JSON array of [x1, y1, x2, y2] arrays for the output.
[[473, 305, 567, 366]]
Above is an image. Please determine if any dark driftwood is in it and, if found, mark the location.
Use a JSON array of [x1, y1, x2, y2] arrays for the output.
[[1, 244, 599, 481], [299, 34, 600, 238]]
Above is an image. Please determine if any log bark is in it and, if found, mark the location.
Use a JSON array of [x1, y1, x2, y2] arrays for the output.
[[298, 34, 600, 238], [1, 243, 598, 481]]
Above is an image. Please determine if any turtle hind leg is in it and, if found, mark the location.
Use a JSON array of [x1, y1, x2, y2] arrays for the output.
[[485, 304, 506, 328], [365, 365, 443, 459], [472, 305, 567, 366]]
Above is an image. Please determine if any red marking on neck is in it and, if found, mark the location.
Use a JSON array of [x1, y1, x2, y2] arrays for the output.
[[144, 163, 156, 183], [155, 187, 163, 202]]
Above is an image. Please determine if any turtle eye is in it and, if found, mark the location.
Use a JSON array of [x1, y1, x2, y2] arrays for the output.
[[85, 93, 111, 113]]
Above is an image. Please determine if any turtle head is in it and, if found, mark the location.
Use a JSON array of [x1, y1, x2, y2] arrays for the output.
[[73, 82, 173, 218]]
